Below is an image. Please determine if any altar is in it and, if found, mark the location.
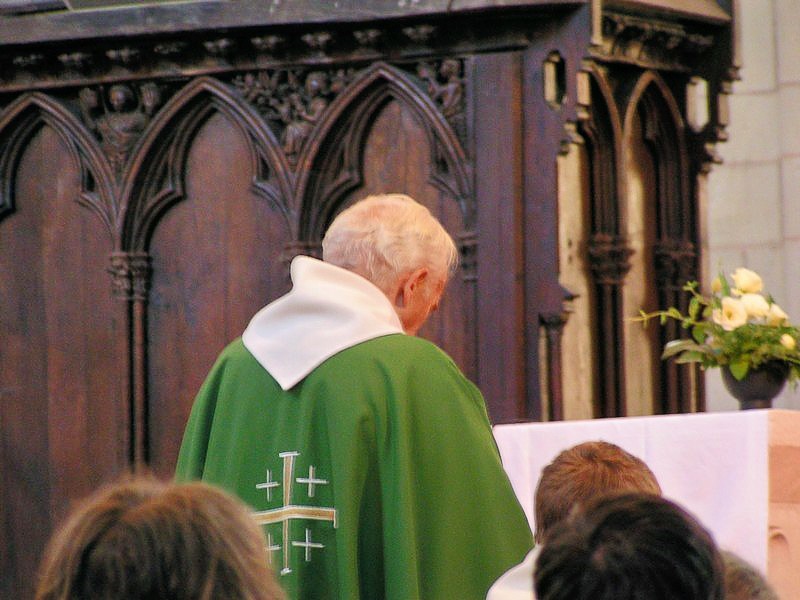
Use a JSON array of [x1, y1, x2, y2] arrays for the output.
[[493, 409, 800, 598]]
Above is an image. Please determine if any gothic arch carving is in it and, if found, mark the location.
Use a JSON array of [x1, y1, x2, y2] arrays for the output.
[[624, 70, 698, 413], [625, 72, 690, 239], [0, 92, 116, 234], [578, 66, 633, 417], [119, 76, 294, 252], [624, 71, 694, 284], [295, 61, 472, 241]]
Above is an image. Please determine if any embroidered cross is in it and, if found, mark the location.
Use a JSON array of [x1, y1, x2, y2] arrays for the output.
[[292, 527, 325, 561], [253, 451, 337, 575], [265, 531, 281, 567], [296, 465, 328, 498], [256, 469, 280, 501]]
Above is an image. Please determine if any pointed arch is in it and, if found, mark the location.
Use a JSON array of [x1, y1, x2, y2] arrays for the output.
[[624, 71, 686, 147], [624, 70, 690, 242], [294, 62, 472, 240], [623, 70, 698, 414], [578, 65, 633, 418], [0, 92, 116, 235], [581, 66, 624, 235], [119, 76, 294, 251]]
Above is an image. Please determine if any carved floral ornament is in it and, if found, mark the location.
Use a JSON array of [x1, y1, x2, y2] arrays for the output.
[[1, 19, 445, 90], [231, 61, 465, 163], [596, 12, 714, 71]]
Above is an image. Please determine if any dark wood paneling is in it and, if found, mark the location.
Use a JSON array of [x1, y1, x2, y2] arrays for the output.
[[147, 111, 291, 477], [339, 97, 476, 379], [0, 1, 734, 594], [520, 10, 589, 421], [0, 124, 125, 599], [473, 51, 526, 423], [0, 0, 587, 44]]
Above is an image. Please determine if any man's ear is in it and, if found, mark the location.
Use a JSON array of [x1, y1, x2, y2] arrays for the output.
[[404, 267, 429, 299], [395, 268, 429, 308]]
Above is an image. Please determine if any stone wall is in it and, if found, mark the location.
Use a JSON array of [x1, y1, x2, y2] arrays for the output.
[[707, 0, 800, 410]]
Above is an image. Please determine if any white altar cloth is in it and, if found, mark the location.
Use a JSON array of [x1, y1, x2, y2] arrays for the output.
[[493, 410, 772, 572]]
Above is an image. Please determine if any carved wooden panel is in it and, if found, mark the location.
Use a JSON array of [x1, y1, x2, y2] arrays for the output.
[[579, 70, 632, 417], [147, 110, 293, 476], [638, 82, 701, 414], [0, 1, 733, 595], [0, 122, 127, 599]]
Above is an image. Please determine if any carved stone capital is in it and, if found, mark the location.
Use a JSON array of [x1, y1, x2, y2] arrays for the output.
[[587, 233, 633, 285], [653, 239, 696, 286], [108, 252, 151, 301]]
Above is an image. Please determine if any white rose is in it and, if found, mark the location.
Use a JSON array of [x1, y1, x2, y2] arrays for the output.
[[767, 303, 789, 326], [740, 293, 770, 319], [712, 297, 748, 331], [730, 267, 763, 295], [781, 334, 796, 350]]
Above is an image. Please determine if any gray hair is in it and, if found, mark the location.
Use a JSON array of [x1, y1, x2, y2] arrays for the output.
[[322, 194, 459, 293]]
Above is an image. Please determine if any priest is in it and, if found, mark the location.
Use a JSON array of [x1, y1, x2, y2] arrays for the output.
[[175, 193, 533, 599]]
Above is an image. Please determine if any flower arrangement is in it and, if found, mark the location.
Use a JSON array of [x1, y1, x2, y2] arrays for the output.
[[636, 267, 800, 383]]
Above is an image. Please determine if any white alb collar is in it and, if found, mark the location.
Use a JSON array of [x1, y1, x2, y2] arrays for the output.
[[242, 256, 405, 389]]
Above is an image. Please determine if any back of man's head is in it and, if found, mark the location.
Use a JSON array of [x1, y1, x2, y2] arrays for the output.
[[534, 440, 662, 544], [722, 550, 779, 600], [321, 193, 458, 294], [534, 493, 725, 600]]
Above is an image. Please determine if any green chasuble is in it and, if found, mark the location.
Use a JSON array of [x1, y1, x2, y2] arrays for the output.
[[176, 334, 532, 600]]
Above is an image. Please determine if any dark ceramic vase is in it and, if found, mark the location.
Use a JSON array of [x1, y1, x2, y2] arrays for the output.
[[721, 361, 790, 410]]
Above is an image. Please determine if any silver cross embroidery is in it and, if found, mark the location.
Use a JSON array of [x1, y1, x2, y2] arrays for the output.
[[265, 531, 281, 567], [292, 527, 325, 561], [296, 465, 328, 498], [256, 469, 280, 501], [253, 451, 337, 575]]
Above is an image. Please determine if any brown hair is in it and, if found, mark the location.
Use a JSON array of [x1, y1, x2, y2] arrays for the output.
[[722, 550, 779, 600], [535, 493, 725, 600], [534, 440, 661, 544], [35, 476, 284, 600]]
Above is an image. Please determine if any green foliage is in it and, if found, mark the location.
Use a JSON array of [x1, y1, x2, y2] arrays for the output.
[[634, 270, 800, 383]]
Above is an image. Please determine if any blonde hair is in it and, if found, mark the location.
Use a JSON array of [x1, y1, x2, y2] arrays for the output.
[[35, 476, 284, 600], [322, 193, 459, 293]]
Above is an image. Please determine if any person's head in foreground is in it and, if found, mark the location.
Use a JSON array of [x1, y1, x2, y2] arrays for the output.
[[534, 440, 662, 545], [534, 492, 725, 600], [322, 193, 459, 335], [722, 550, 779, 600], [35, 476, 284, 600]]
